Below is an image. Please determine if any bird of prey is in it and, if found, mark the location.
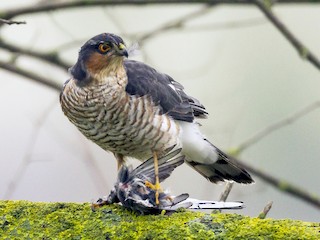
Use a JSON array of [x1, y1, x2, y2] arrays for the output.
[[60, 33, 253, 204]]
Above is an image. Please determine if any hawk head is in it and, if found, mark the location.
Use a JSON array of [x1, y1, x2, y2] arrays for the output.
[[69, 33, 128, 84]]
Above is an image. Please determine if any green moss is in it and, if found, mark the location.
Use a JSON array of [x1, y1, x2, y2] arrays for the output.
[[0, 200, 319, 239]]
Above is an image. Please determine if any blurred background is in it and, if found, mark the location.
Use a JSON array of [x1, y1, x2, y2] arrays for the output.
[[0, 0, 319, 222]]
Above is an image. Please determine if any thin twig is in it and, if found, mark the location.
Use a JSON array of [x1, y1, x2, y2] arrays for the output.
[[232, 101, 320, 155], [219, 182, 234, 202], [47, 12, 77, 41], [136, 5, 215, 43], [233, 157, 320, 209], [3, 100, 57, 199], [258, 201, 273, 219], [255, 0, 320, 71], [123, 17, 267, 41], [0, 38, 70, 69], [181, 17, 267, 32], [53, 39, 85, 52], [0, 18, 26, 25], [2, 0, 320, 21], [0, 60, 61, 91]]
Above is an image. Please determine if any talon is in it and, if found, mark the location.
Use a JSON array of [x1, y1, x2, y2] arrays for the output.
[[145, 180, 162, 205], [145, 181, 161, 190], [91, 197, 108, 211], [145, 180, 155, 190]]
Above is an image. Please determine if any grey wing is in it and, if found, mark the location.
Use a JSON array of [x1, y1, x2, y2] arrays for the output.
[[124, 60, 207, 122], [131, 147, 184, 184]]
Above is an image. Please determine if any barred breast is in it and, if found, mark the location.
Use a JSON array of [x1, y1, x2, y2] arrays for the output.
[[60, 78, 180, 160]]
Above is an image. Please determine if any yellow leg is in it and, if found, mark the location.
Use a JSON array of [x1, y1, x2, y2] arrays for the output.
[[145, 151, 161, 205], [153, 151, 160, 205]]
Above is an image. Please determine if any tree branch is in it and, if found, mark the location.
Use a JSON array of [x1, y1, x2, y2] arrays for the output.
[[1, 0, 320, 21], [136, 5, 214, 43], [258, 201, 273, 219], [255, 0, 320, 71], [0, 60, 61, 91], [1, 201, 319, 239], [231, 101, 320, 155], [0, 38, 70, 69], [234, 157, 320, 209], [219, 182, 234, 202], [228, 101, 320, 209], [0, 18, 26, 25], [181, 17, 267, 32]]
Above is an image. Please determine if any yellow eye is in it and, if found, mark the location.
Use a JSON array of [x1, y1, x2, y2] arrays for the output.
[[98, 43, 111, 53]]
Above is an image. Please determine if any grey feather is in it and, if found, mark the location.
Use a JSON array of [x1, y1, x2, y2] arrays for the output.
[[124, 60, 207, 122]]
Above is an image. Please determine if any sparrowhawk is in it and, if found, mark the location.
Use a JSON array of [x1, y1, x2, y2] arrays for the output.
[[60, 33, 253, 203]]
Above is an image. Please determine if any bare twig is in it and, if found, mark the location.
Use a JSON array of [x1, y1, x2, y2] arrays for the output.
[[0, 18, 26, 25], [136, 5, 214, 43], [0, 38, 70, 69], [234, 157, 320, 209], [3, 100, 57, 199], [231, 101, 320, 155], [53, 39, 85, 52], [47, 12, 77, 41], [219, 182, 234, 202], [2, 0, 319, 23], [0, 60, 61, 91], [181, 17, 267, 32], [228, 101, 320, 209], [258, 201, 273, 219], [255, 0, 320, 71], [227, 101, 320, 209], [122, 17, 267, 42]]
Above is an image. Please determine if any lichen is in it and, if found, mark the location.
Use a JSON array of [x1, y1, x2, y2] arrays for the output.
[[0, 200, 319, 239]]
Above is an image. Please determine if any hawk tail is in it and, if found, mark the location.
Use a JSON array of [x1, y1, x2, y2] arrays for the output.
[[181, 123, 254, 184], [186, 144, 254, 184]]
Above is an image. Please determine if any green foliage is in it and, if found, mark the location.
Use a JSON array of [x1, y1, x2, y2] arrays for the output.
[[0, 200, 319, 240]]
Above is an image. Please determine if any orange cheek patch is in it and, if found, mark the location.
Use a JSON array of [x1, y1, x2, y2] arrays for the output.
[[85, 52, 109, 75]]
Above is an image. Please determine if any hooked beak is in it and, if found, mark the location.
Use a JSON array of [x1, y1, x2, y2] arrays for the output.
[[115, 43, 128, 58]]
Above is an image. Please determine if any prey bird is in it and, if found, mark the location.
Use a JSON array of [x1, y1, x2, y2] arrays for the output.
[[60, 33, 253, 204], [92, 146, 245, 214], [93, 146, 192, 214]]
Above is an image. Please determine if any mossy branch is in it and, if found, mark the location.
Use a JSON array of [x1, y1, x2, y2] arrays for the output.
[[0, 200, 319, 239]]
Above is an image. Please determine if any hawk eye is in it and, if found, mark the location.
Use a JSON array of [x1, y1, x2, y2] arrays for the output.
[[98, 43, 111, 53]]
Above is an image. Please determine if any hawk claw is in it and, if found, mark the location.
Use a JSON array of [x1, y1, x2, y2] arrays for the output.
[[145, 180, 162, 205], [91, 196, 109, 211]]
